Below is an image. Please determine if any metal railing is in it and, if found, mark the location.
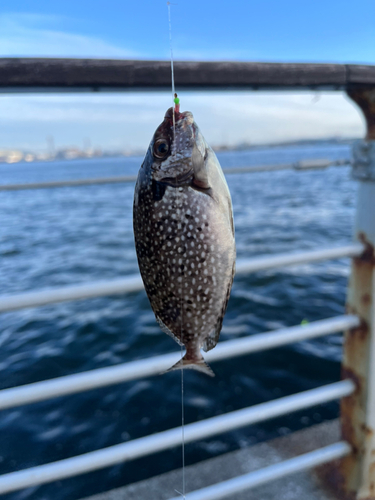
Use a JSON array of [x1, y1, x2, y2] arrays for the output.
[[0, 159, 349, 191], [0, 58, 374, 92], [0, 315, 359, 410], [0, 228, 365, 495], [168, 442, 351, 500], [0, 244, 363, 313], [0, 380, 355, 495], [0, 240, 364, 496], [1, 57, 374, 499]]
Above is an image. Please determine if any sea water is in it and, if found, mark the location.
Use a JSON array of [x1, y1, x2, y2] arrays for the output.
[[0, 142, 355, 500]]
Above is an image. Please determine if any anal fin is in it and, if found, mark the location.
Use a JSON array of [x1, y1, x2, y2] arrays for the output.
[[203, 259, 235, 353], [156, 315, 184, 347]]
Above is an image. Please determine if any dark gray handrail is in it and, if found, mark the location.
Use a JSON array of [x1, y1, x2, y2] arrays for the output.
[[0, 59, 374, 92]]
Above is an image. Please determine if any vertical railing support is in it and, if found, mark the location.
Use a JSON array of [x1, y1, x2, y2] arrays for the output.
[[340, 89, 375, 500]]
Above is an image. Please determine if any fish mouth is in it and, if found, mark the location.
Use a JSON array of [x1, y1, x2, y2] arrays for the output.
[[158, 169, 193, 187], [164, 108, 194, 128], [164, 107, 184, 123]]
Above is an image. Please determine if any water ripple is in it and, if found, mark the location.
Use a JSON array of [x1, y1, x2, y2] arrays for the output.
[[0, 144, 354, 500]]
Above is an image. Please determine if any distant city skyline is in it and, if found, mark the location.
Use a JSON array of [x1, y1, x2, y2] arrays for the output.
[[0, 135, 358, 166], [0, 91, 366, 152], [0, 2, 373, 149]]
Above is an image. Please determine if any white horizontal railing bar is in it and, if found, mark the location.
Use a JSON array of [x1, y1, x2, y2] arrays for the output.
[[0, 175, 138, 191], [0, 315, 359, 410], [0, 380, 355, 495], [235, 243, 364, 275], [0, 159, 349, 191], [168, 441, 351, 500], [228, 158, 349, 174], [0, 244, 364, 313], [0, 276, 143, 313]]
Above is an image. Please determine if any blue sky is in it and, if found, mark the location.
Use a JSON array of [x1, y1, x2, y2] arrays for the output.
[[2, 0, 375, 63], [0, 1, 373, 151]]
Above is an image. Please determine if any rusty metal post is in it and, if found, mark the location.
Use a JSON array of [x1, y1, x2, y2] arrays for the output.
[[340, 89, 375, 500]]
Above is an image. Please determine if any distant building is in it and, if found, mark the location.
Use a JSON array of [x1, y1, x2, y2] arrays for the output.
[[6, 151, 23, 163]]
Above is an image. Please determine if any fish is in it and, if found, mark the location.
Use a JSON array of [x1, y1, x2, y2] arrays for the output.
[[133, 107, 236, 376]]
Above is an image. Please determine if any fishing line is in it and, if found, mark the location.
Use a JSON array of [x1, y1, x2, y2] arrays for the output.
[[167, 2, 176, 136], [167, 3, 186, 499]]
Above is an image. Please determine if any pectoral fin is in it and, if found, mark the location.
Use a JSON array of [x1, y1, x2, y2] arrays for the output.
[[191, 144, 211, 191]]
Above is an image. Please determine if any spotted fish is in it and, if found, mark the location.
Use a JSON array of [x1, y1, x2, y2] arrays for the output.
[[133, 107, 235, 376]]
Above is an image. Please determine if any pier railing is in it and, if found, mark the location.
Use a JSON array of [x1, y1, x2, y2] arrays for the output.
[[0, 244, 363, 313], [0, 159, 348, 191], [1, 59, 375, 499], [0, 58, 375, 92], [0, 239, 368, 498]]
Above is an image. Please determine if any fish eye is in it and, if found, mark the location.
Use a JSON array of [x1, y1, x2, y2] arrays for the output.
[[153, 139, 170, 159]]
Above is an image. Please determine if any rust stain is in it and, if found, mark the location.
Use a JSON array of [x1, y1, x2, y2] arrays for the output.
[[363, 294, 372, 306], [340, 366, 361, 464], [347, 89, 375, 141], [341, 366, 361, 393], [361, 469, 375, 500], [357, 320, 369, 342], [341, 412, 357, 453], [346, 304, 356, 315], [356, 233, 375, 265], [315, 458, 356, 500], [370, 462, 375, 486], [343, 320, 369, 357], [336, 217, 375, 498], [360, 423, 375, 438], [348, 321, 368, 342]]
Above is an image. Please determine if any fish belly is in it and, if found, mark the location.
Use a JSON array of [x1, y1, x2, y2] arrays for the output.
[[134, 184, 234, 351]]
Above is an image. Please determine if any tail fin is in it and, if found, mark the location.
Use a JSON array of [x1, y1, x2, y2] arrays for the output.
[[166, 354, 215, 377]]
